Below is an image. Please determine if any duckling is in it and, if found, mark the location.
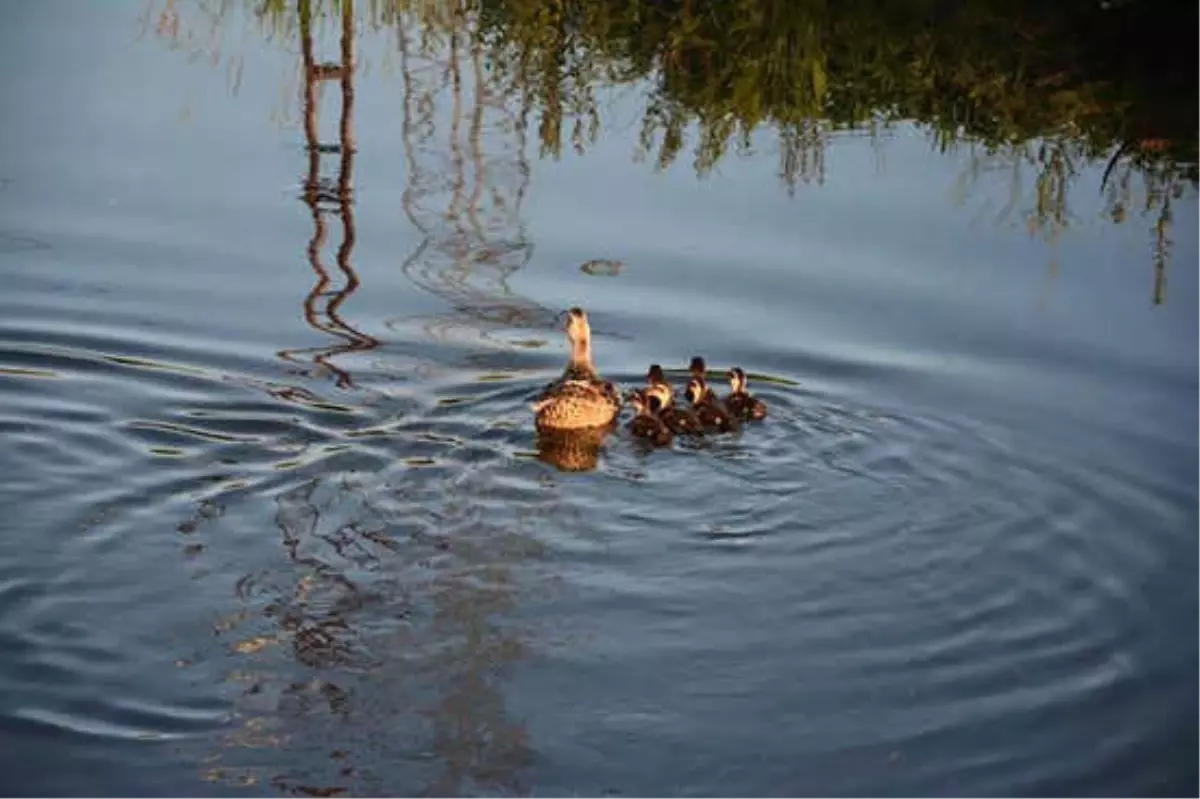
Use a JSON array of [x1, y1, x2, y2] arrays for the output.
[[688, 357, 721, 407], [686, 376, 738, 433], [626, 390, 673, 446], [646, 382, 704, 436], [532, 307, 621, 431], [725, 367, 768, 421], [647, 363, 671, 392]]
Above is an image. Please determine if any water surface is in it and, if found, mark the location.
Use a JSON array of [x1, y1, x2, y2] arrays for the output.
[[0, 2, 1196, 796]]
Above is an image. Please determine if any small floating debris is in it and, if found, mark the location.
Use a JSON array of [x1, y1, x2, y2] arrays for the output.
[[580, 258, 624, 277], [233, 636, 275, 655], [404, 457, 437, 467], [149, 446, 186, 457], [0, 366, 59, 379]]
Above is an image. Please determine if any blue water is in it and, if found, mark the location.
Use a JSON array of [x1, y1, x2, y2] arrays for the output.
[[0, 2, 1195, 795]]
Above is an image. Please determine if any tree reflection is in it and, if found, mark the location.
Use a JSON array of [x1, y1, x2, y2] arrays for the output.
[[473, 0, 1194, 299], [391, 2, 554, 347], [149, 3, 544, 793], [203, 457, 543, 795], [143, 0, 1195, 305]]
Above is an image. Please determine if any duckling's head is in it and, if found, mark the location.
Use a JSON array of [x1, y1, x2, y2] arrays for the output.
[[646, 382, 673, 408], [689, 356, 707, 378], [685, 377, 705, 406], [626, 389, 647, 414], [647, 363, 667, 385], [728, 367, 747, 393]]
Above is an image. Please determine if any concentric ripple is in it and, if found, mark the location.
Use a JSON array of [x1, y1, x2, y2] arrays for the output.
[[4, 304, 1192, 796]]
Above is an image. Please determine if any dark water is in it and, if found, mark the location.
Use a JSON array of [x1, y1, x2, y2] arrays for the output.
[[0, 2, 1196, 796]]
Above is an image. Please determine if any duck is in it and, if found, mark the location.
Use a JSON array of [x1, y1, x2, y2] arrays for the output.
[[532, 307, 621, 432], [626, 389, 673, 446], [686, 376, 739, 433], [645, 381, 704, 436], [724, 367, 768, 421]]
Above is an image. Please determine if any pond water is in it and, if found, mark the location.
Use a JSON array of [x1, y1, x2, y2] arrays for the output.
[[0, 2, 1196, 796]]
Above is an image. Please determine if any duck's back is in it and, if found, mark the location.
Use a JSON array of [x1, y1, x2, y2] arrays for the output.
[[727, 391, 767, 421], [697, 399, 738, 432], [660, 405, 703, 435], [535, 378, 620, 431]]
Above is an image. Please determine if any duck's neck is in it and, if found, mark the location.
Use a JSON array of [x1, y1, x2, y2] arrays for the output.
[[569, 336, 593, 372]]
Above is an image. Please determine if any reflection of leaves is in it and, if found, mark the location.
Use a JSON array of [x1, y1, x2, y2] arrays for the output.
[[163, 0, 1199, 223], [154, 0, 1195, 304], [154, 0, 1197, 198], [474, 0, 1195, 203]]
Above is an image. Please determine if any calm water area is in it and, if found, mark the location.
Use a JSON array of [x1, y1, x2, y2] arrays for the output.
[[0, 1, 1196, 795]]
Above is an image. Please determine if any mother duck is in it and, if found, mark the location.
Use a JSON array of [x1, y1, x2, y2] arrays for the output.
[[532, 307, 621, 431]]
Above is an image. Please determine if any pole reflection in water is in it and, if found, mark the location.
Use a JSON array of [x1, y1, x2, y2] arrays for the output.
[[277, 0, 379, 389]]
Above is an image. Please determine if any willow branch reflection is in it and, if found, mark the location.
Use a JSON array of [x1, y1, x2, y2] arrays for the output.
[[277, 0, 380, 389], [949, 134, 1187, 303], [391, 5, 554, 349]]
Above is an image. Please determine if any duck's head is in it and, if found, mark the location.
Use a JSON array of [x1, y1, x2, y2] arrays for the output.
[[647, 363, 667, 385], [560, 306, 591, 345], [646, 382, 673, 408], [626, 389, 648, 414], [728, 367, 747, 393], [685, 377, 706, 406], [689, 356, 707, 379]]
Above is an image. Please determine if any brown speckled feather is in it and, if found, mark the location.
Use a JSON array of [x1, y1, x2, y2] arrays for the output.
[[534, 379, 620, 431]]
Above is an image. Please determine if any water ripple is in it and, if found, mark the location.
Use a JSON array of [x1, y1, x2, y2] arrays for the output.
[[0, 306, 1192, 796]]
